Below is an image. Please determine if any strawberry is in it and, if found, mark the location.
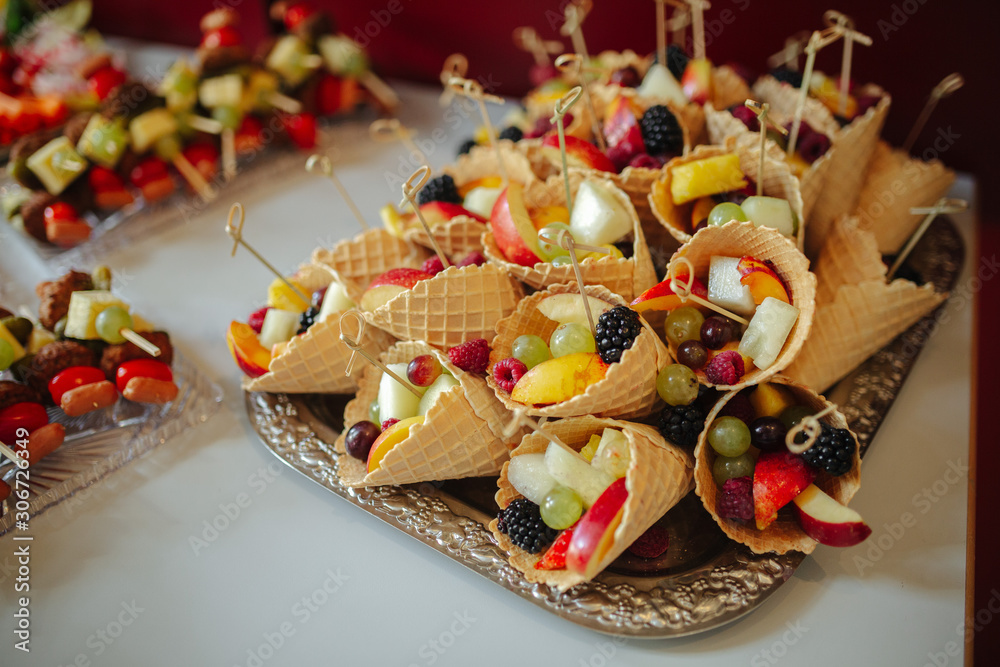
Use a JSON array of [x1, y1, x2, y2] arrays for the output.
[[535, 525, 576, 570], [200, 26, 241, 50]]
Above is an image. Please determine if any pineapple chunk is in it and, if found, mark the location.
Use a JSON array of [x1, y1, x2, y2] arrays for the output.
[[26, 136, 88, 195], [27, 327, 57, 355], [160, 59, 199, 111], [199, 73, 244, 109], [267, 277, 309, 313], [129, 108, 178, 154], [64, 291, 131, 340], [669, 154, 747, 205], [266, 35, 316, 87], [0, 322, 26, 363]]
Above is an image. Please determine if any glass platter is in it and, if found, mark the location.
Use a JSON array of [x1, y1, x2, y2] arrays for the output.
[[244, 217, 963, 637]]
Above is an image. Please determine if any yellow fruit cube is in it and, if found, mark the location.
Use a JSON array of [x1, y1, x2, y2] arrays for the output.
[[749, 382, 796, 418], [27, 327, 56, 354], [267, 278, 310, 313], [64, 291, 130, 340], [670, 154, 747, 205]]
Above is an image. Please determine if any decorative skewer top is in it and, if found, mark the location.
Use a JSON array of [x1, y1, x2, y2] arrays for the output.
[[513, 27, 563, 67], [785, 404, 836, 454]]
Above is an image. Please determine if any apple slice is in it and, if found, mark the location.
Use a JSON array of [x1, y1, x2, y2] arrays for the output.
[[537, 294, 613, 327], [367, 415, 424, 472], [360, 267, 433, 312], [317, 281, 355, 322], [226, 321, 271, 378], [707, 256, 757, 317], [569, 180, 633, 247], [462, 186, 503, 219], [753, 451, 816, 530], [507, 452, 559, 505], [540, 134, 616, 173], [738, 297, 799, 370], [737, 256, 791, 305], [630, 274, 708, 313], [602, 95, 646, 170], [793, 484, 872, 547], [544, 442, 615, 507], [680, 58, 713, 105], [636, 63, 687, 107], [741, 196, 797, 237], [490, 183, 544, 266], [377, 362, 426, 423], [509, 353, 608, 405], [565, 477, 628, 577], [419, 200, 486, 225], [416, 373, 459, 416]]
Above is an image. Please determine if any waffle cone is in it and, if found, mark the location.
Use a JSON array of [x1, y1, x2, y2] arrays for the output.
[[312, 228, 430, 303], [784, 279, 947, 392], [490, 416, 694, 590], [856, 141, 956, 254], [402, 216, 487, 259], [592, 50, 649, 79], [444, 140, 539, 187], [481, 173, 657, 301], [711, 65, 752, 111], [366, 262, 524, 349], [813, 215, 886, 304], [751, 75, 841, 137], [524, 84, 595, 141], [487, 283, 669, 419], [693, 376, 861, 554], [806, 92, 891, 258], [668, 221, 817, 389], [334, 340, 518, 487], [649, 140, 804, 247]]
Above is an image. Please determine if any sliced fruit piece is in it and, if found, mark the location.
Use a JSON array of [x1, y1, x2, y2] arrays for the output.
[[509, 353, 608, 405], [636, 63, 687, 107], [680, 58, 713, 105], [490, 183, 544, 267], [793, 483, 871, 547], [416, 373, 459, 416], [540, 134, 616, 173], [258, 308, 300, 349], [367, 415, 424, 472], [457, 175, 503, 198], [669, 154, 746, 205], [535, 525, 577, 570], [737, 256, 791, 305], [565, 477, 628, 577], [707, 256, 757, 317], [537, 293, 613, 327], [377, 362, 426, 423], [226, 321, 271, 377], [26, 136, 87, 195], [317, 281, 354, 322], [507, 452, 559, 505], [568, 180, 633, 247], [753, 451, 815, 530], [630, 274, 708, 313], [544, 441, 615, 507], [267, 277, 310, 313], [738, 297, 799, 370], [359, 268, 433, 312], [741, 196, 797, 237]]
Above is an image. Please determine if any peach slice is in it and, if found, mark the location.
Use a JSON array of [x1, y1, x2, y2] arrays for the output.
[[226, 321, 271, 378], [530, 204, 570, 231], [629, 274, 707, 313], [681, 58, 714, 105], [737, 256, 791, 305], [540, 134, 616, 173], [510, 352, 608, 405], [457, 175, 503, 198], [366, 415, 425, 472], [359, 267, 433, 312]]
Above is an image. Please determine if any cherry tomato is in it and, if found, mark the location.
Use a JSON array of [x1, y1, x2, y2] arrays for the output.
[[115, 359, 173, 394], [88, 66, 127, 101], [89, 165, 126, 193], [284, 3, 316, 31], [0, 402, 48, 444], [43, 201, 79, 225], [130, 157, 170, 187], [200, 26, 241, 50], [48, 366, 107, 404], [281, 112, 317, 150]]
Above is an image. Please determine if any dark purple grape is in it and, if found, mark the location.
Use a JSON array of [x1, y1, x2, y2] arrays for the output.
[[345, 421, 380, 460], [610, 66, 641, 88], [750, 417, 788, 452], [677, 339, 708, 370], [700, 316, 734, 350]]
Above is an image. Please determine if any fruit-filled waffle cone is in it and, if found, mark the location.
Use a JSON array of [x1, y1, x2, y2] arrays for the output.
[[783, 279, 946, 392], [807, 90, 891, 258], [490, 415, 694, 591], [524, 86, 596, 141], [710, 65, 753, 114], [812, 215, 887, 305], [649, 139, 805, 248], [855, 141, 956, 254], [366, 262, 524, 349], [335, 341, 517, 487], [667, 221, 817, 390], [312, 228, 430, 304], [693, 376, 861, 554], [481, 173, 657, 302], [590, 83, 700, 153], [751, 75, 842, 138], [488, 283, 669, 419]]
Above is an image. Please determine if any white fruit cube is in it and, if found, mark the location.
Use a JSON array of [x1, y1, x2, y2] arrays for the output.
[[507, 453, 559, 505], [569, 180, 632, 247], [637, 63, 688, 107], [738, 297, 799, 370], [317, 281, 355, 323], [591, 428, 631, 479], [377, 362, 425, 423], [64, 291, 129, 340], [545, 442, 614, 507], [462, 186, 503, 219], [268, 35, 316, 86], [198, 74, 244, 110], [741, 196, 797, 237], [416, 373, 458, 416], [258, 308, 300, 349], [707, 256, 757, 317]]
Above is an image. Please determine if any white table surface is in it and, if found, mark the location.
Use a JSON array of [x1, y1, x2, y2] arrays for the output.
[[0, 43, 975, 666]]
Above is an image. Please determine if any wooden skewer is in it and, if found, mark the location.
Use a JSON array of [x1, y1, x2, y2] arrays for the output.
[[554, 53, 605, 151], [887, 198, 968, 280], [786, 28, 842, 158], [264, 91, 302, 114], [744, 100, 788, 197], [400, 166, 451, 269], [512, 26, 563, 67], [359, 70, 400, 112], [685, 0, 711, 61], [369, 118, 429, 169], [556, 229, 611, 334], [502, 409, 589, 462], [438, 53, 469, 108], [225, 202, 310, 306], [187, 115, 224, 134], [902, 73, 964, 154], [822, 11, 873, 117], [560, 0, 594, 69], [0, 440, 28, 469], [305, 154, 369, 230], [550, 86, 583, 217], [447, 76, 509, 188], [171, 153, 217, 203], [670, 4, 691, 50], [119, 328, 161, 356], [767, 31, 812, 72], [221, 128, 237, 181], [785, 404, 836, 454], [338, 310, 422, 398], [655, 0, 668, 68], [667, 256, 750, 325]]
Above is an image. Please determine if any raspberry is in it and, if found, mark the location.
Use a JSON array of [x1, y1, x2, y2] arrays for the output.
[[717, 476, 754, 521], [247, 307, 270, 334], [719, 390, 754, 425], [797, 129, 831, 164], [729, 104, 759, 132], [704, 350, 745, 386], [627, 523, 670, 558], [628, 153, 662, 170], [456, 251, 486, 268], [524, 116, 554, 139], [447, 338, 489, 374], [421, 256, 445, 275], [380, 418, 399, 431], [493, 357, 527, 393]]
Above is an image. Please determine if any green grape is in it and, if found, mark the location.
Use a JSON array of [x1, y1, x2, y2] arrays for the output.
[[708, 202, 748, 227], [512, 334, 551, 370], [0, 339, 14, 371], [95, 306, 133, 344], [664, 306, 705, 347], [154, 134, 182, 161], [550, 255, 573, 267], [540, 485, 583, 530], [549, 323, 596, 357], [712, 452, 755, 486], [212, 104, 243, 131], [537, 223, 572, 261], [779, 405, 813, 431], [656, 363, 699, 406], [368, 399, 380, 424], [707, 416, 752, 457]]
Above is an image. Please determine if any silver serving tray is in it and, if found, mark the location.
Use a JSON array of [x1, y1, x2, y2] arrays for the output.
[[245, 218, 963, 637]]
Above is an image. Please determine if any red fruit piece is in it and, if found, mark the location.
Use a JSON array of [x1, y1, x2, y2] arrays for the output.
[[717, 476, 754, 521], [283, 3, 316, 31], [247, 307, 270, 334], [281, 112, 317, 150], [380, 418, 399, 431], [447, 338, 490, 374], [456, 251, 486, 268], [753, 451, 816, 530], [316, 73, 343, 116], [535, 525, 576, 570], [704, 350, 745, 386], [200, 26, 241, 49], [493, 357, 527, 393], [627, 523, 670, 558], [88, 66, 127, 101], [234, 116, 265, 154], [420, 256, 445, 275]]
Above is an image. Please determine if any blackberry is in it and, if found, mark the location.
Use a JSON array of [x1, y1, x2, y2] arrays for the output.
[[654, 44, 690, 81], [595, 306, 643, 364], [297, 307, 319, 335], [496, 498, 559, 554], [802, 423, 856, 476], [417, 174, 462, 206], [770, 67, 803, 88], [657, 404, 705, 449], [498, 126, 523, 143], [457, 139, 477, 157], [639, 105, 684, 156]]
